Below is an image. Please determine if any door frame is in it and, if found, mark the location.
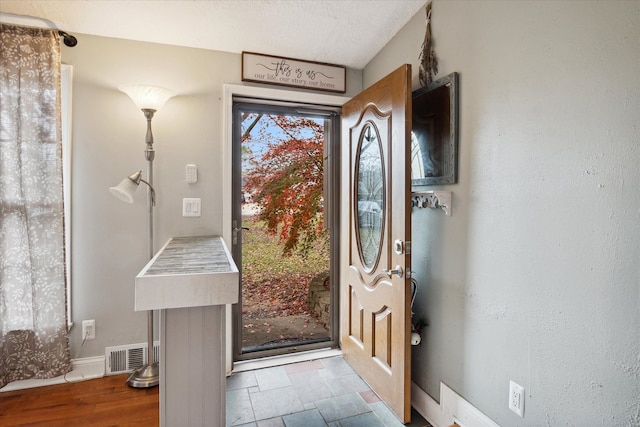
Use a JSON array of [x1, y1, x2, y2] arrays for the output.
[[222, 84, 350, 373]]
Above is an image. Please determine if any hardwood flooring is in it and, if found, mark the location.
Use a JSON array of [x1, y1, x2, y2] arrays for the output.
[[0, 374, 159, 426]]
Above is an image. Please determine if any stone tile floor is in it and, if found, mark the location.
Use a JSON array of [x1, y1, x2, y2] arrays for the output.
[[226, 356, 431, 426]]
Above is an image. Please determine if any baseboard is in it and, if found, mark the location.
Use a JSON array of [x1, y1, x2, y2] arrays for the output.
[[411, 381, 501, 427], [68, 355, 106, 381], [412, 381, 444, 426], [0, 355, 105, 392], [441, 382, 501, 427]]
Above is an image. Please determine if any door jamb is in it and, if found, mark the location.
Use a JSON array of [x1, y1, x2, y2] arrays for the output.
[[222, 84, 350, 374]]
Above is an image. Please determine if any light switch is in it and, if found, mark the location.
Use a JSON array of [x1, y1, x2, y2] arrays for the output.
[[183, 198, 201, 217]]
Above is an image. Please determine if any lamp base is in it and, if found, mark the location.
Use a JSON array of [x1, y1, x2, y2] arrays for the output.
[[127, 362, 159, 388]]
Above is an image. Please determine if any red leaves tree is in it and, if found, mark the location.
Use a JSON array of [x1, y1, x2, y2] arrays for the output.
[[243, 114, 326, 256]]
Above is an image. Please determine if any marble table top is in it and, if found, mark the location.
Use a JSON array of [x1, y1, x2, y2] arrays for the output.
[[135, 235, 239, 311], [143, 236, 232, 276]]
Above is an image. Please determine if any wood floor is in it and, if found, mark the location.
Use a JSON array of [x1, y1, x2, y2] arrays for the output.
[[0, 374, 159, 426]]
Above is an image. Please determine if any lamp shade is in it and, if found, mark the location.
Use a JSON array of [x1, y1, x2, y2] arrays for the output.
[[119, 85, 175, 111], [109, 171, 143, 203]]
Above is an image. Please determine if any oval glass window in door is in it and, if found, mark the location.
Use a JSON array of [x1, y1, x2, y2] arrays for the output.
[[355, 123, 385, 270]]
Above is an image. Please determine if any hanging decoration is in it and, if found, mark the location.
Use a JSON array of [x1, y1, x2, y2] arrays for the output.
[[418, 1, 438, 89]]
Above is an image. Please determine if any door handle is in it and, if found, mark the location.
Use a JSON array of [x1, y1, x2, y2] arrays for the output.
[[232, 225, 249, 244], [383, 265, 403, 278]]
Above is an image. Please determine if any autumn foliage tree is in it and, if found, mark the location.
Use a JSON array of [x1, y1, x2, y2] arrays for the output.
[[242, 114, 326, 256]]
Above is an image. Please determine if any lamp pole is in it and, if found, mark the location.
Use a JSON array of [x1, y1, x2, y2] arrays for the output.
[[143, 108, 155, 261], [112, 85, 174, 389], [135, 108, 158, 388]]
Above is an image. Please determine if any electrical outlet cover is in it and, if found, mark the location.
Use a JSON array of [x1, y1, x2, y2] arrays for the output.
[[509, 380, 525, 417], [82, 319, 96, 340], [183, 198, 201, 217]]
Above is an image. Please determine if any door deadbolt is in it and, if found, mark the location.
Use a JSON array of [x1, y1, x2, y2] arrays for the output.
[[393, 239, 404, 255]]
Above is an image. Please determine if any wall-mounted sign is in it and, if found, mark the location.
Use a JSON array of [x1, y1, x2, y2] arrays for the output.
[[242, 52, 346, 93]]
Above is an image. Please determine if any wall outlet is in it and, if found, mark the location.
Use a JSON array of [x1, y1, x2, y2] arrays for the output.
[[82, 319, 96, 340], [509, 380, 525, 417]]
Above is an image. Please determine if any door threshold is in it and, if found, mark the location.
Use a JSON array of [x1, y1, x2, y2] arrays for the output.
[[232, 347, 342, 373]]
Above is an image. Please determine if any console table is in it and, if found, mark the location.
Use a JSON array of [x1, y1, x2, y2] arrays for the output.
[[135, 235, 238, 426]]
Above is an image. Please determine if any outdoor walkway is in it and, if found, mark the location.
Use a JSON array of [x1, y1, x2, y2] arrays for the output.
[[226, 356, 431, 426]]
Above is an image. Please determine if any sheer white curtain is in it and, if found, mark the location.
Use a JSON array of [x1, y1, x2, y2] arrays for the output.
[[0, 23, 71, 388]]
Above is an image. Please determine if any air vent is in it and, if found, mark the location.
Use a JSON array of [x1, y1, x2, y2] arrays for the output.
[[105, 341, 160, 375], [128, 347, 144, 370]]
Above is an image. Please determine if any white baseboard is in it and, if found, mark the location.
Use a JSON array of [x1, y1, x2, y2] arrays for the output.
[[0, 355, 105, 392], [412, 381, 444, 426], [411, 381, 501, 427], [440, 382, 501, 427]]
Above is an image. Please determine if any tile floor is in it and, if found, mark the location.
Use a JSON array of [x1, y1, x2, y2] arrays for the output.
[[226, 356, 431, 427]]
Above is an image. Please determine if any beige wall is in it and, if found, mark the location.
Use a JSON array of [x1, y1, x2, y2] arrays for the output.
[[364, 1, 640, 425], [61, 34, 362, 359]]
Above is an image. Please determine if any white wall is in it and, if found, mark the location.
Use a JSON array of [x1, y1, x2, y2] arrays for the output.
[[364, 1, 640, 425], [61, 34, 362, 359]]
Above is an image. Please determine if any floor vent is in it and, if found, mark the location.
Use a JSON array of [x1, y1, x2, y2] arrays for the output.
[[105, 341, 160, 375]]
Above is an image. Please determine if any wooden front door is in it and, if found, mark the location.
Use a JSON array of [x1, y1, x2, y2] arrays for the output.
[[340, 64, 412, 422]]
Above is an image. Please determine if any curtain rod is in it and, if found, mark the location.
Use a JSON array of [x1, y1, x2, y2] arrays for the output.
[[0, 12, 78, 47]]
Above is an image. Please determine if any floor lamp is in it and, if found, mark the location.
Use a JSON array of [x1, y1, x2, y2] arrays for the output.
[[109, 85, 174, 388]]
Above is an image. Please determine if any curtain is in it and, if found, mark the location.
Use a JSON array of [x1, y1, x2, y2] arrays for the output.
[[0, 24, 71, 388]]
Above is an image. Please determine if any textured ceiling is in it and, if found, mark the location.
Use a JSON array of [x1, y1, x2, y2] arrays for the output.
[[0, 0, 427, 70]]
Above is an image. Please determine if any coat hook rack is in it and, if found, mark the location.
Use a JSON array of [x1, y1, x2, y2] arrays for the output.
[[411, 190, 451, 216]]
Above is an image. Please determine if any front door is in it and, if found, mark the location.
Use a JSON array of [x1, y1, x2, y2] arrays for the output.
[[340, 64, 412, 422]]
